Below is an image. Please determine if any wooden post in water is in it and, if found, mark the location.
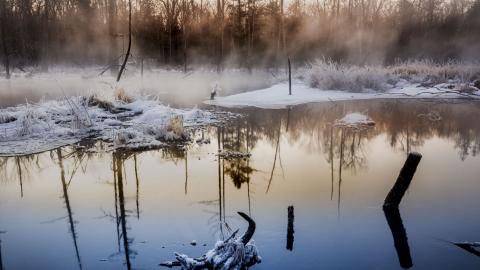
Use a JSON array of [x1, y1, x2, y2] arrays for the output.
[[286, 205, 294, 251], [288, 58, 292, 95], [383, 152, 422, 208]]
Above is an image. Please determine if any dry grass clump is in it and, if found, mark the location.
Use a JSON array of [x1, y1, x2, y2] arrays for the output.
[[114, 87, 134, 103], [309, 59, 480, 92], [309, 60, 390, 92], [389, 60, 480, 86], [86, 95, 114, 112], [16, 105, 36, 136]]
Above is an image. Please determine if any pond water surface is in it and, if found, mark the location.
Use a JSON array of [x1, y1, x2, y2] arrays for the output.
[[0, 100, 480, 270]]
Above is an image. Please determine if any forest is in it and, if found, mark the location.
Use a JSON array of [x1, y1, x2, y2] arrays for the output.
[[1, 0, 480, 77]]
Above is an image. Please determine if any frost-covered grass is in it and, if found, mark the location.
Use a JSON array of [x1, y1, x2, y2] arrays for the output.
[[0, 95, 229, 156], [390, 60, 480, 83], [308, 59, 480, 92], [309, 60, 391, 92]]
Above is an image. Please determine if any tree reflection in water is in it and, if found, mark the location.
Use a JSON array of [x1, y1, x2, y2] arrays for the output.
[[113, 152, 133, 270], [0, 232, 4, 270], [0, 100, 479, 269], [55, 148, 83, 270]]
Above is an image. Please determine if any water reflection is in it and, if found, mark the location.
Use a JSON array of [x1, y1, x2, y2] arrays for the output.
[[0, 233, 4, 270], [114, 152, 133, 270], [0, 100, 479, 269], [384, 207, 413, 269], [56, 148, 83, 270], [225, 100, 480, 161]]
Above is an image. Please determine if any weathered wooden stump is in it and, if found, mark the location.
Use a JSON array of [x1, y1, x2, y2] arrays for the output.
[[383, 152, 422, 208], [286, 205, 294, 251]]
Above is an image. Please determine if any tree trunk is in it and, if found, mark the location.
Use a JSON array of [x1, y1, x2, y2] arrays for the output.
[[0, 0, 10, 79], [41, 0, 49, 71], [182, 0, 187, 73], [108, 0, 118, 74], [116, 0, 132, 82]]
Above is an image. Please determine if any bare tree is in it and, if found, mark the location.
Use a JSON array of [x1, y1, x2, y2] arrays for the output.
[[117, 0, 132, 82], [108, 0, 119, 74], [0, 0, 9, 78]]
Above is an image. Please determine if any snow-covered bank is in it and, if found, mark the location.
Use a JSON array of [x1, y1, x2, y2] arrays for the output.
[[204, 81, 480, 109], [0, 97, 233, 156]]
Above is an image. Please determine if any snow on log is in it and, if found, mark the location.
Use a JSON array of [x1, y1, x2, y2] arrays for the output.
[[160, 212, 261, 270], [334, 113, 375, 128]]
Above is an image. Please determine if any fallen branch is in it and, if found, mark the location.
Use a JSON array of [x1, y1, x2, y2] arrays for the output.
[[160, 212, 261, 270], [453, 242, 480, 257]]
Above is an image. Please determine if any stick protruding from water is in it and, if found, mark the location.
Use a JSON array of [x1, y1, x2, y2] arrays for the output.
[[288, 58, 292, 95], [383, 152, 422, 208]]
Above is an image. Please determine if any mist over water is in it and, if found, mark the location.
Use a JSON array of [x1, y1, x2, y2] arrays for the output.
[[0, 68, 280, 108]]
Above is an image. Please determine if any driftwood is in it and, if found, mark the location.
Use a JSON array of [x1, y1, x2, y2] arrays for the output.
[[383, 152, 422, 208], [160, 212, 261, 270], [453, 242, 480, 257]]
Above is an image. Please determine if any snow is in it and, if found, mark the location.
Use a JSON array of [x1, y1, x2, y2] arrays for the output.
[[335, 113, 375, 127], [0, 97, 230, 156], [204, 81, 480, 109], [162, 239, 261, 270]]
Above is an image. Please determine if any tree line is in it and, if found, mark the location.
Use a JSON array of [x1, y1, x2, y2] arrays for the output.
[[1, 0, 480, 76]]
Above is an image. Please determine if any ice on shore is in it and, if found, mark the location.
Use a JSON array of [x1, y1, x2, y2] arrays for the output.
[[204, 81, 480, 109], [0, 97, 228, 156]]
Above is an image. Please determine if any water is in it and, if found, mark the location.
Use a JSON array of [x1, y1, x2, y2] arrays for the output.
[[0, 99, 479, 270]]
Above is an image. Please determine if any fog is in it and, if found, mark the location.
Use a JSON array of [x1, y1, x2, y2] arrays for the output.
[[0, 67, 282, 108], [1, 0, 480, 108], [1, 0, 480, 73]]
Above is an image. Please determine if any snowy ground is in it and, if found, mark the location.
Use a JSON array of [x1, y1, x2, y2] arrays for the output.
[[204, 81, 480, 109], [0, 96, 234, 156]]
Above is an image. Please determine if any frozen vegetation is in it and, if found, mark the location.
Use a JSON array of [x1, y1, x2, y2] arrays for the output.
[[309, 59, 480, 92], [0, 93, 233, 156], [206, 60, 480, 109]]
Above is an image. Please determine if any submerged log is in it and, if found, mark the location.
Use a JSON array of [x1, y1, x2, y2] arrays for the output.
[[383, 152, 422, 208]]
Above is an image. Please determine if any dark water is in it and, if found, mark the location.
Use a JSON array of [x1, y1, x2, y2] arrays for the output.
[[0, 100, 480, 270]]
